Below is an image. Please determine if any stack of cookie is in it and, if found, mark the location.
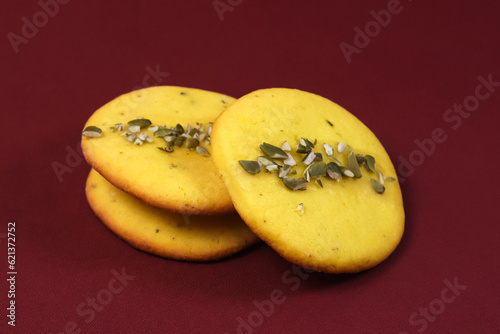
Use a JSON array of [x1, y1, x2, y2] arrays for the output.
[[82, 87, 260, 261], [82, 86, 405, 273]]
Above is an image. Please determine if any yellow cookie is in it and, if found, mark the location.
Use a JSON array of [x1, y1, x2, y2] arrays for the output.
[[81, 86, 235, 215], [211, 88, 404, 273], [85, 169, 260, 261]]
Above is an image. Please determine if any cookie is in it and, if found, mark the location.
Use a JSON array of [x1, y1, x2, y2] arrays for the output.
[[81, 86, 235, 215], [211, 88, 405, 273], [85, 169, 260, 261]]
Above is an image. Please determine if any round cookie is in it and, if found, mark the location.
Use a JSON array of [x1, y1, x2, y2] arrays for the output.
[[211, 88, 405, 273], [85, 169, 260, 261], [81, 86, 235, 215]]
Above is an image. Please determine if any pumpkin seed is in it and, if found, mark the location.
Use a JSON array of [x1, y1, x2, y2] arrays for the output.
[[386, 177, 396, 182], [279, 164, 291, 178], [82, 126, 102, 138], [296, 203, 304, 214], [347, 151, 362, 178], [282, 177, 308, 191], [158, 146, 174, 153], [356, 154, 365, 164], [281, 141, 291, 152], [326, 162, 342, 180], [323, 143, 333, 156], [239, 160, 262, 174], [337, 141, 346, 153], [283, 153, 297, 166], [196, 146, 210, 156], [174, 136, 186, 147], [316, 179, 323, 188], [175, 123, 184, 133], [260, 142, 288, 159], [128, 125, 140, 133], [127, 119, 152, 128], [154, 128, 171, 137], [303, 152, 317, 165], [186, 138, 199, 149], [365, 155, 377, 173], [371, 178, 385, 194], [258, 156, 278, 167], [304, 162, 327, 178]]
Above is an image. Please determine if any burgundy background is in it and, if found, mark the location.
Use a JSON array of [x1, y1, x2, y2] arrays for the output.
[[1, 0, 499, 333]]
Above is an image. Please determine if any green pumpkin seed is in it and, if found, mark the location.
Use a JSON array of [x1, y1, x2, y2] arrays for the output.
[[279, 164, 291, 178], [304, 162, 327, 178], [186, 138, 199, 149], [347, 151, 362, 178], [386, 177, 396, 182], [326, 162, 342, 180], [258, 156, 278, 167], [296, 144, 311, 154], [365, 155, 377, 173], [127, 119, 152, 128], [174, 136, 186, 147], [371, 178, 385, 194], [260, 142, 288, 159], [239, 160, 262, 174], [314, 153, 323, 161], [282, 177, 308, 191], [356, 154, 365, 164], [82, 126, 102, 138], [196, 146, 210, 156], [154, 128, 171, 137], [175, 123, 184, 133]]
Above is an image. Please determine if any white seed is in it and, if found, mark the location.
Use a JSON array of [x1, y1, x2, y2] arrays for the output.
[[164, 136, 176, 143], [306, 171, 310, 182], [378, 171, 385, 185], [324, 143, 333, 156], [337, 142, 345, 153], [281, 141, 291, 152], [299, 138, 307, 147], [199, 133, 206, 141], [148, 126, 158, 132], [296, 203, 304, 214], [303, 152, 316, 165], [115, 123, 124, 131], [125, 134, 136, 142], [146, 135, 153, 143], [266, 165, 278, 172], [134, 138, 143, 145], [120, 131, 130, 136], [283, 153, 296, 166], [138, 132, 148, 141], [207, 126, 212, 136], [343, 169, 354, 177], [128, 125, 140, 133], [279, 165, 291, 178]]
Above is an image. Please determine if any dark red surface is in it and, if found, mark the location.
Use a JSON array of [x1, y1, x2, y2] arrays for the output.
[[1, 0, 499, 333]]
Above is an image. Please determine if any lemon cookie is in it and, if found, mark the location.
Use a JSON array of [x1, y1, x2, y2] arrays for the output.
[[85, 169, 260, 261], [81, 86, 235, 215], [211, 88, 404, 273]]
